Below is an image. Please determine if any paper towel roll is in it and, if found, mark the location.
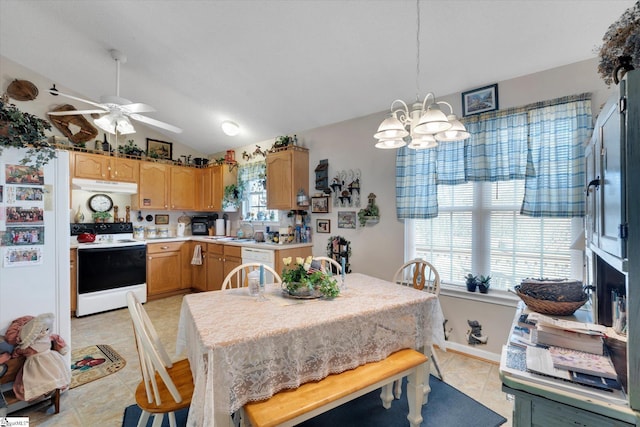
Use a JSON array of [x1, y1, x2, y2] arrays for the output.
[[216, 218, 226, 236]]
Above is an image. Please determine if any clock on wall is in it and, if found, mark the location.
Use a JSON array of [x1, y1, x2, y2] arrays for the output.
[[88, 194, 113, 212]]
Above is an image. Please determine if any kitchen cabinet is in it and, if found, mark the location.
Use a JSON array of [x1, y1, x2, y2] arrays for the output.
[[191, 241, 207, 292], [70, 248, 77, 314], [133, 162, 200, 211], [266, 146, 309, 210], [205, 243, 242, 291], [134, 162, 170, 210], [273, 246, 312, 274], [199, 165, 238, 211], [147, 241, 187, 298], [170, 166, 198, 210], [71, 152, 138, 182]]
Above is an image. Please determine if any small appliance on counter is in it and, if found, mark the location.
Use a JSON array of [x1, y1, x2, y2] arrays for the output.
[[191, 216, 209, 235]]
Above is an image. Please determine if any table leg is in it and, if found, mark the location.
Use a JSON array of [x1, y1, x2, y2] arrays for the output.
[[406, 363, 426, 427]]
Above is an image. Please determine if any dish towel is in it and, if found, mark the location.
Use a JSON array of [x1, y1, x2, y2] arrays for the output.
[[191, 244, 203, 265]]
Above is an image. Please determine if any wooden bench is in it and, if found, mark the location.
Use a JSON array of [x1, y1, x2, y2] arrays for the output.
[[241, 348, 428, 427]]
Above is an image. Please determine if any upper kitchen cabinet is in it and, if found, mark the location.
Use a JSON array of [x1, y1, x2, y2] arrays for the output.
[[170, 166, 198, 210], [133, 162, 170, 210], [199, 165, 238, 212], [266, 146, 309, 210], [71, 152, 138, 182]]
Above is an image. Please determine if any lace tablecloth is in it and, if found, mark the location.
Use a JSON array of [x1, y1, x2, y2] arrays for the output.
[[176, 272, 445, 427]]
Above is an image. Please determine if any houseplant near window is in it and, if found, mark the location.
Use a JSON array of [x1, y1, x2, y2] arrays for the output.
[[281, 256, 340, 298], [465, 274, 478, 292], [0, 100, 56, 168], [223, 184, 240, 211], [478, 275, 491, 294]]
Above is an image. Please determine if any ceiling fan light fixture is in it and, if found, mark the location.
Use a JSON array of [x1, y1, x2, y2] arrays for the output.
[[221, 120, 240, 136], [94, 115, 136, 135]]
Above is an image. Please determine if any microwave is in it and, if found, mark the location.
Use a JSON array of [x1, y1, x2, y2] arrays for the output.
[[191, 216, 209, 235]]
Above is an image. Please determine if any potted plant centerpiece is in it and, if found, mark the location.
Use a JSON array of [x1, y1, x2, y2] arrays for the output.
[[0, 100, 56, 167], [281, 256, 340, 298]]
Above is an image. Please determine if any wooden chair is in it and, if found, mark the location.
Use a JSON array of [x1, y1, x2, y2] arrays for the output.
[[391, 259, 444, 398], [221, 263, 282, 290], [126, 292, 194, 427], [312, 256, 342, 275]]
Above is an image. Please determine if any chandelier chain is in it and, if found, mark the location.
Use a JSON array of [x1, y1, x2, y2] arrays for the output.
[[415, 0, 421, 101]]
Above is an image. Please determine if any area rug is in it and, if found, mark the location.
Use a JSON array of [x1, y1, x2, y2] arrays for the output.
[[122, 375, 506, 427], [70, 344, 126, 389]]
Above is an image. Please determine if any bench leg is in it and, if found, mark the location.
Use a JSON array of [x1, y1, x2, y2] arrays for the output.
[[379, 383, 394, 409], [406, 364, 426, 427]]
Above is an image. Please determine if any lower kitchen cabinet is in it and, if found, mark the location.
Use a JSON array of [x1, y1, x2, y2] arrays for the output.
[[147, 241, 189, 298], [70, 248, 77, 314], [191, 241, 207, 292], [204, 243, 242, 291]]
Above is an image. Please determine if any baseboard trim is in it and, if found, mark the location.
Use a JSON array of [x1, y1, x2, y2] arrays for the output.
[[442, 341, 501, 364]]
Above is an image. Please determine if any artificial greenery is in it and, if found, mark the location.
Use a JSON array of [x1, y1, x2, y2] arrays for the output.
[[118, 139, 144, 157], [0, 100, 56, 167], [223, 184, 241, 209], [92, 211, 112, 222], [281, 256, 340, 298], [597, 2, 640, 85], [357, 192, 380, 226], [272, 134, 297, 149]]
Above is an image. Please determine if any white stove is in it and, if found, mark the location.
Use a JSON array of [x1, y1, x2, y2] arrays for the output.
[[71, 223, 147, 316]]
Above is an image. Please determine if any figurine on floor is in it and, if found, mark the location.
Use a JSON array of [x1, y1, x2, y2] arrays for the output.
[[467, 320, 488, 345]]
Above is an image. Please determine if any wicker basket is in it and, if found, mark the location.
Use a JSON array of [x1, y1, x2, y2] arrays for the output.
[[519, 278, 585, 302], [515, 289, 587, 316]]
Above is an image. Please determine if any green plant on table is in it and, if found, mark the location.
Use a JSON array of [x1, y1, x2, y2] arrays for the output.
[[281, 256, 340, 298]]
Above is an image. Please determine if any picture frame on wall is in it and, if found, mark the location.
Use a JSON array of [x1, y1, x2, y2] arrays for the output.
[[155, 214, 169, 225], [337, 211, 356, 229], [311, 196, 330, 213], [316, 219, 330, 234], [461, 83, 498, 116], [146, 138, 173, 160]]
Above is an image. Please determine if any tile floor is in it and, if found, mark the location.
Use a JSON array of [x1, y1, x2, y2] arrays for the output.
[[15, 294, 513, 426]]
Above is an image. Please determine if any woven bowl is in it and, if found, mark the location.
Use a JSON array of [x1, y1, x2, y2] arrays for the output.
[[515, 289, 587, 316]]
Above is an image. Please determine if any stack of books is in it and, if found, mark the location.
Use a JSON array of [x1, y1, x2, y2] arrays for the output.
[[526, 312, 607, 355]]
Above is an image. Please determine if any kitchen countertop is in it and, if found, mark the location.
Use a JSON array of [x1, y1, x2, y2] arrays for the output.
[[71, 236, 313, 250]]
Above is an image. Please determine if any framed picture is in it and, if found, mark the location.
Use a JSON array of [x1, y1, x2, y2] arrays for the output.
[[337, 211, 356, 229], [146, 138, 173, 160], [461, 83, 499, 116], [311, 196, 330, 213], [155, 214, 169, 225], [316, 219, 330, 234]]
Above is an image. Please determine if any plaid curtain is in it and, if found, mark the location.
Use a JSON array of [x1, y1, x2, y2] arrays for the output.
[[238, 161, 266, 197], [395, 93, 592, 219]]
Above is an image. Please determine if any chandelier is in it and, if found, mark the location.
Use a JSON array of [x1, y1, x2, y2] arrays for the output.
[[374, 0, 469, 150]]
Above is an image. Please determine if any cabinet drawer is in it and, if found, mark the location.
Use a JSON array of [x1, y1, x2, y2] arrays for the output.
[[207, 243, 223, 255], [531, 400, 632, 427], [147, 242, 183, 253], [224, 245, 241, 257]]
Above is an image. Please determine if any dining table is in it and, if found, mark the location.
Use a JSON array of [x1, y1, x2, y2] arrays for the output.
[[176, 272, 446, 427]]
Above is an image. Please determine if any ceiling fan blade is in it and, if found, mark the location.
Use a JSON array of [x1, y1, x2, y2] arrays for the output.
[[130, 114, 183, 134], [49, 89, 108, 110], [122, 103, 156, 114], [48, 109, 106, 116]]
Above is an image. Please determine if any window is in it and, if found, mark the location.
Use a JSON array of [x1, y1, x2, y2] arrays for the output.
[[238, 161, 278, 222], [409, 180, 580, 291], [241, 177, 278, 222]]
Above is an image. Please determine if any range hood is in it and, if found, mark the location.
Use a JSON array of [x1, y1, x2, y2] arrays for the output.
[[72, 178, 138, 194]]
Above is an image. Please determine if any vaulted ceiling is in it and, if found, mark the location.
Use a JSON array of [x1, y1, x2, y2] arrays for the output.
[[0, 0, 634, 154]]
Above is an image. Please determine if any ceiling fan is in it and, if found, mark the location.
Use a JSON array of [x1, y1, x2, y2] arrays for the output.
[[48, 49, 182, 135]]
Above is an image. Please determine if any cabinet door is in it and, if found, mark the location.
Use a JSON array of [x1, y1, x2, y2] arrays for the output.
[[147, 244, 182, 296], [109, 157, 139, 182], [137, 162, 169, 209], [191, 242, 207, 292], [199, 166, 223, 211], [170, 166, 198, 210], [267, 151, 294, 210], [266, 149, 309, 210], [72, 153, 108, 179], [596, 100, 625, 258], [206, 244, 225, 291], [585, 139, 598, 247]]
